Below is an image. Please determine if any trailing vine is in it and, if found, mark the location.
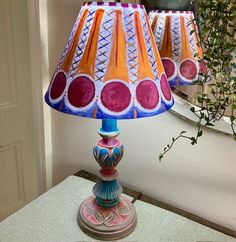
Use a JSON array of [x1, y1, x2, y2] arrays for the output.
[[159, 0, 236, 161]]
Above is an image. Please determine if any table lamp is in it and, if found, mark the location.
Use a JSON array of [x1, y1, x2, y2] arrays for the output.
[[148, 10, 207, 86], [45, 2, 174, 240]]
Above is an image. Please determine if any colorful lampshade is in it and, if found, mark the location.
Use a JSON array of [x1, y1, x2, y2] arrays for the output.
[[148, 10, 206, 86], [45, 2, 174, 120]]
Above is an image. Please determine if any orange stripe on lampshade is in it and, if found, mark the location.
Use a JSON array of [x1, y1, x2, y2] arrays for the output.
[[159, 16, 173, 59], [61, 9, 88, 73], [77, 9, 105, 78], [103, 10, 129, 83], [151, 15, 159, 33], [134, 12, 154, 81], [145, 14, 165, 75]]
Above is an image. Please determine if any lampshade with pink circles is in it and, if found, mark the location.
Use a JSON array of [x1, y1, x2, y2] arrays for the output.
[[45, 2, 174, 120], [149, 10, 208, 86]]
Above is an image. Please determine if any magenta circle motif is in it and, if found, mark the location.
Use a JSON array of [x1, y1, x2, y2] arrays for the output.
[[160, 74, 172, 101], [68, 76, 95, 108], [101, 82, 131, 112], [179, 59, 197, 80], [50, 71, 67, 100], [162, 58, 175, 79], [136, 80, 159, 109]]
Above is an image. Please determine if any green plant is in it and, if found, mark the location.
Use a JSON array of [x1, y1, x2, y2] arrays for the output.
[[159, 0, 236, 161]]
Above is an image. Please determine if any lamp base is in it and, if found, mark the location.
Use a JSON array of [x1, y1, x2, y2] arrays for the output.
[[78, 195, 137, 241]]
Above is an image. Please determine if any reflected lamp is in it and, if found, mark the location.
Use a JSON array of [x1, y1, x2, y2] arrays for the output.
[[148, 10, 207, 86]]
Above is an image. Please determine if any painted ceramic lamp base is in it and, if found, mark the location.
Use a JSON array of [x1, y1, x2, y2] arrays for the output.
[[77, 119, 137, 240], [78, 195, 137, 240]]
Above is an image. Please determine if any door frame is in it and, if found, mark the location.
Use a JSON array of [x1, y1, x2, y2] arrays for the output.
[[26, 0, 52, 193]]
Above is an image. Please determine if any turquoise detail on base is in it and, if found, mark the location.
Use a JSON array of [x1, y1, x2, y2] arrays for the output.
[[95, 197, 119, 208], [93, 179, 122, 200], [93, 143, 124, 168], [102, 119, 117, 132], [92, 118, 124, 208], [99, 119, 119, 137]]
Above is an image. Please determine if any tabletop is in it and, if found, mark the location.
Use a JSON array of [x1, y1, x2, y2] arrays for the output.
[[0, 175, 235, 242]]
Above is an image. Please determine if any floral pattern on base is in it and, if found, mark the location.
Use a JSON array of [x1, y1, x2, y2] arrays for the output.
[[81, 195, 131, 227]]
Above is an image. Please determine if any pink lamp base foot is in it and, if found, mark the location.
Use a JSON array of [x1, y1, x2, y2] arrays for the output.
[[77, 195, 137, 241]]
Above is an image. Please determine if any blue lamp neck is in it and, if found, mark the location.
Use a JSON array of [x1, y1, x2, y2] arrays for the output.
[[102, 119, 117, 132]]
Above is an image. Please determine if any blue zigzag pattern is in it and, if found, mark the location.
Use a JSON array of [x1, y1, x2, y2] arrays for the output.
[[94, 10, 114, 82], [140, 12, 158, 78], [171, 16, 181, 62], [185, 15, 197, 56], [155, 15, 165, 51], [123, 9, 138, 83], [69, 9, 96, 78], [58, 11, 83, 69]]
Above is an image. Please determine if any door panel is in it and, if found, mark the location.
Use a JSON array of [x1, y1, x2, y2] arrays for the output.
[[0, 0, 39, 221], [0, 143, 25, 218], [0, 0, 17, 108]]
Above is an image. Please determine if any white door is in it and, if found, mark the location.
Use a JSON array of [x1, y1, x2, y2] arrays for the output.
[[0, 0, 40, 221]]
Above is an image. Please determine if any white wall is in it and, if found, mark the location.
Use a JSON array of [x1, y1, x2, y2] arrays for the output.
[[45, 0, 236, 231]]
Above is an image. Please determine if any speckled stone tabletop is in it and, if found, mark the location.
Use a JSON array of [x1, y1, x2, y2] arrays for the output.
[[0, 176, 235, 242]]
